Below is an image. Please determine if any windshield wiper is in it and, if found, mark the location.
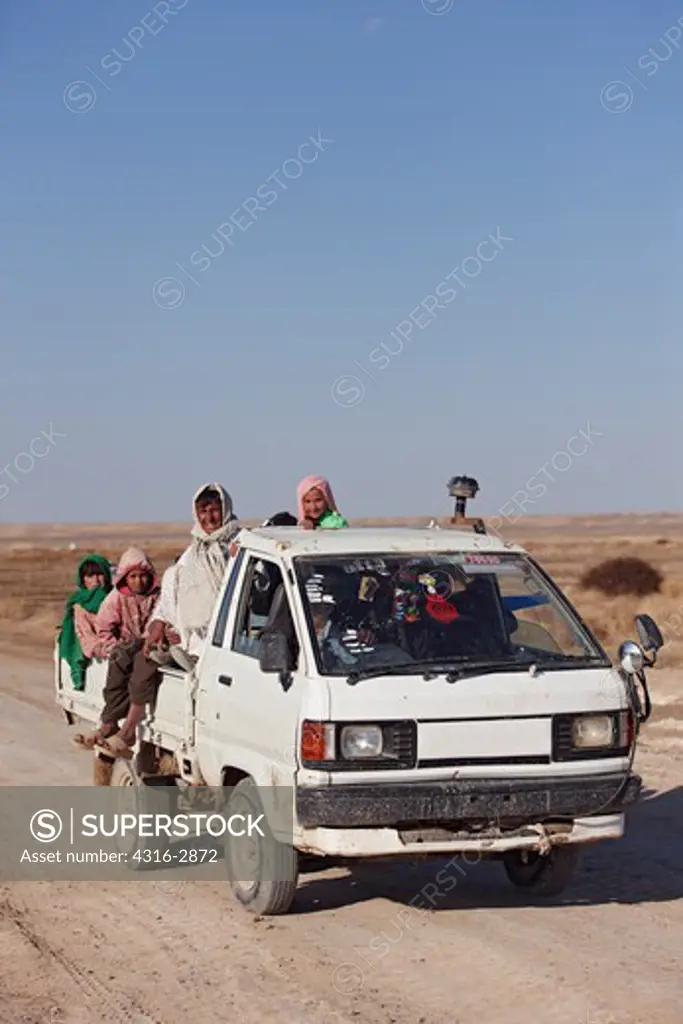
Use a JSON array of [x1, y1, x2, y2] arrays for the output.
[[346, 654, 540, 685], [346, 664, 440, 685], [344, 651, 607, 686], [431, 654, 608, 679], [514, 650, 608, 669], [535, 656, 608, 670], [346, 657, 523, 685]]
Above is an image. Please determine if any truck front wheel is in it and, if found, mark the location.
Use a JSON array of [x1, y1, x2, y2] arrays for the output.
[[502, 844, 579, 897], [224, 778, 298, 916]]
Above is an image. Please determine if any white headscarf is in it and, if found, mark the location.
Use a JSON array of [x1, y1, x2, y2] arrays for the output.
[[176, 483, 240, 635]]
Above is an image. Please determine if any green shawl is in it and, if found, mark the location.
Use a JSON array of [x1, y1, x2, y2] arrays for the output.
[[58, 554, 112, 691], [318, 508, 348, 529]]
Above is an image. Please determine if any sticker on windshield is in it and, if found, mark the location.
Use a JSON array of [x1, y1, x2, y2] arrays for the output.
[[343, 558, 388, 574], [462, 562, 519, 575], [464, 553, 501, 565]]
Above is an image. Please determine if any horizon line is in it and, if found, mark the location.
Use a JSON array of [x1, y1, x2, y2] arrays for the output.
[[1, 510, 682, 530]]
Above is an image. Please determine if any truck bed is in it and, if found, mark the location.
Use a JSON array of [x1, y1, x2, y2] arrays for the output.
[[54, 648, 193, 753]]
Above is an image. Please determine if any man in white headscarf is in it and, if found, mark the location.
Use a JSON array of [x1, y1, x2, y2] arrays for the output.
[[95, 484, 241, 756], [145, 483, 240, 669]]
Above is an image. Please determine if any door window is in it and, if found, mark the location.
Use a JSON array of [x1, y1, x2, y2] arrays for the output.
[[231, 557, 296, 661]]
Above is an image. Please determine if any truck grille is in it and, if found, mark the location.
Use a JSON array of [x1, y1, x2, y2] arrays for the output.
[[382, 720, 416, 766]]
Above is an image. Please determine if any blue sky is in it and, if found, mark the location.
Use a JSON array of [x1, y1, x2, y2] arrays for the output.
[[2, 0, 682, 523]]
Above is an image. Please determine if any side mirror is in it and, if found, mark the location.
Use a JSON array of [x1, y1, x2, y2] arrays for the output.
[[635, 613, 663, 654], [618, 639, 644, 676], [259, 631, 291, 675]]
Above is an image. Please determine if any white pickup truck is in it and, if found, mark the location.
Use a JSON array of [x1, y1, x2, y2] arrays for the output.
[[55, 524, 662, 915]]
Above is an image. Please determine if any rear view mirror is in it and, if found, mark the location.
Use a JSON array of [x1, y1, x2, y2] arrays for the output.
[[259, 631, 291, 675], [618, 640, 644, 676], [635, 614, 663, 653]]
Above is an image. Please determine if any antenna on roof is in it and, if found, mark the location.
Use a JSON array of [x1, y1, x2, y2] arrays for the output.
[[446, 475, 487, 534]]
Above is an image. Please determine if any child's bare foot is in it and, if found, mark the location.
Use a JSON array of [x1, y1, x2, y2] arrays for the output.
[[73, 732, 98, 750], [72, 725, 115, 750], [98, 733, 134, 759]]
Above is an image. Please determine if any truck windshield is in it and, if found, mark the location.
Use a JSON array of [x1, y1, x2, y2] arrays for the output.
[[294, 552, 606, 677]]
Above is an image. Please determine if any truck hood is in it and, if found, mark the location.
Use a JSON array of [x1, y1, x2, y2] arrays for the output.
[[326, 665, 626, 722]]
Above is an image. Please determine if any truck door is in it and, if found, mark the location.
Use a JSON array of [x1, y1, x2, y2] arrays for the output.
[[197, 553, 303, 789]]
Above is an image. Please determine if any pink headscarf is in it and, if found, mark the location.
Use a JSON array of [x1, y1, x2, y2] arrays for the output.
[[112, 547, 159, 595], [297, 475, 338, 522]]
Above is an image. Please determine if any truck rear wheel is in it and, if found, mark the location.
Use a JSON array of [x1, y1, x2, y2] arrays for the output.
[[109, 759, 176, 870], [110, 758, 136, 788], [224, 778, 298, 916], [502, 844, 579, 897]]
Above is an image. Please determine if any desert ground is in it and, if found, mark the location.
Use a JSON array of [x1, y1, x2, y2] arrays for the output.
[[0, 515, 681, 1023]]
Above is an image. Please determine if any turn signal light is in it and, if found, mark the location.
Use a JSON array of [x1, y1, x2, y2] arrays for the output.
[[300, 721, 335, 762], [620, 709, 635, 749]]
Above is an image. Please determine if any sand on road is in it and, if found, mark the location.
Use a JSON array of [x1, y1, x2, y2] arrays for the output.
[[0, 653, 681, 1024]]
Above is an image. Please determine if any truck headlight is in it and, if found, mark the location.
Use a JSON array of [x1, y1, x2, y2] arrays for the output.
[[553, 711, 631, 761], [571, 715, 616, 749], [300, 720, 417, 769], [340, 725, 383, 759]]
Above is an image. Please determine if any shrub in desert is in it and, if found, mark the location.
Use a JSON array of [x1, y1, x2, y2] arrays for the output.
[[579, 557, 663, 598]]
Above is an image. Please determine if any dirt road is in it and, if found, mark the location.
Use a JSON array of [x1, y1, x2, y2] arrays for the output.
[[1, 654, 681, 1024]]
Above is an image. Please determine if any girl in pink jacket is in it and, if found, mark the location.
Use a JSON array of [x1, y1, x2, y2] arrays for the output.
[[74, 547, 159, 749], [96, 546, 159, 655]]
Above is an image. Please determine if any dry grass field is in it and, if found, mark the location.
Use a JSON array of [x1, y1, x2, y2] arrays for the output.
[[0, 512, 681, 666]]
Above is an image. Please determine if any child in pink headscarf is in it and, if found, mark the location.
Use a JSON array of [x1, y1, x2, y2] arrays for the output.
[[297, 476, 348, 530]]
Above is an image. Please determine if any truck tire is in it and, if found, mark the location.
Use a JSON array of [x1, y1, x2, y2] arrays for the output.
[[224, 778, 298, 916], [109, 760, 174, 871], [110, 758, 136, 788], [93, 753, 115, 786], [502, 844, 579, 897]]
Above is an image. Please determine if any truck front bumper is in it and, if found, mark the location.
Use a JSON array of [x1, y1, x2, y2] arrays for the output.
[[294, 773, 641, 859], [296, 772, 641, 830]]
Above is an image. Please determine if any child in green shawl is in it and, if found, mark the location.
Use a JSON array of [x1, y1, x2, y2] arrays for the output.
[[58, 554, 113, 691]]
